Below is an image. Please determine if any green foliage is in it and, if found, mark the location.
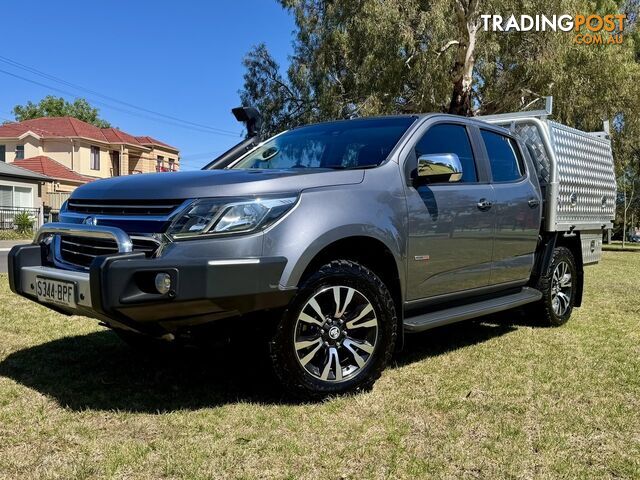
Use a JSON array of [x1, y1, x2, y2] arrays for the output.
[[0, 229, 32, 241], [242, 0, 640, 126], [13, 211, 34, 235], [13, 95, 111, 128], [240, 44, 314, 138]]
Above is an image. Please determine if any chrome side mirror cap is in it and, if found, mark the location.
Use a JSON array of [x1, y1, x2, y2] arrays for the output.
[[417, 153, 463, 183]]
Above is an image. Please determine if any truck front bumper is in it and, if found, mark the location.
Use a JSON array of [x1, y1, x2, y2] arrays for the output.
[[8, 237, 294, 335]]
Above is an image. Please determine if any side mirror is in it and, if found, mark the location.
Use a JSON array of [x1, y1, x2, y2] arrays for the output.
[[417, 153, 463, 183]]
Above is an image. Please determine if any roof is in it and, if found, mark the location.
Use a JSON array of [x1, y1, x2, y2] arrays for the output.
[[135, 135, 178, 151], [0, 117, 177, 151], [13, 156, 94, 184], [0, 160, 52, 182], [102, 127, 146, 146], [0, 117, 109, 142]]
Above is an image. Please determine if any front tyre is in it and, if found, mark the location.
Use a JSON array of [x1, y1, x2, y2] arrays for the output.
[[270, 260, 397, 399], [535, 246, 577, 326]]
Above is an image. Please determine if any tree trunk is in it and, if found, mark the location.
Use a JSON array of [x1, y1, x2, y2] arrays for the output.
[[622, 177, 636, 249], [448, 0, 479, 116], [623, 194, 627, 249]]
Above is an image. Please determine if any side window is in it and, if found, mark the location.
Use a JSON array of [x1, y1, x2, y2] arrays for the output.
[[15, 145, 24, 160], [0, 145, 5, 162], [414, 124, 477, 182], [481, 130, 524, 182]]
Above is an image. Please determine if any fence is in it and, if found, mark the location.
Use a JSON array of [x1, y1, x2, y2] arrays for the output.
[[47, 192, 71, 211], [0, 207, 41, 231]]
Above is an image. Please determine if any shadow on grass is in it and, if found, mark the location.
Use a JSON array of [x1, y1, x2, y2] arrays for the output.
[[0, 309, 537, 412], [395, 307, 537, 368]]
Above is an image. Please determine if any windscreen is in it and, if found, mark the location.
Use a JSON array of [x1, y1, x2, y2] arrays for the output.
[[230, 117, 416, 170]]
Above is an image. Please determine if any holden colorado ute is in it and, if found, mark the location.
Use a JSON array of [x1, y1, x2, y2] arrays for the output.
[[9, 98, 616, 399]]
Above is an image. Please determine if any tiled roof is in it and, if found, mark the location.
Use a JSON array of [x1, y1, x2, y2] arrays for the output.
[[102, 127, 144, 146], [0, 160, 52, 182], [0, 117, 109, 142], [13, 156, 94, 183], [135, 135, 178, 151], [0, 117, 177, 151], [0, 122, 30, 137]]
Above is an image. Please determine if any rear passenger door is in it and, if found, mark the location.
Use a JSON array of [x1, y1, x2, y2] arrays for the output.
[[479, 129, 541, 285], [404, 121, 496, 301]]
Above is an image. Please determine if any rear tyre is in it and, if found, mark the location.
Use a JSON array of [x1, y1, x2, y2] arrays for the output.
[[535, 246, 577, 326], [270, 260, 397, 400]]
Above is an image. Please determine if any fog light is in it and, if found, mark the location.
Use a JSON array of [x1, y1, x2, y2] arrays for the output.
[[154, 273, 171, 294]]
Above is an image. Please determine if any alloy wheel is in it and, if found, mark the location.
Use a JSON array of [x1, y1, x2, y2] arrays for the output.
[[293, 286, 379, 382], [551, 260, 572, 316]]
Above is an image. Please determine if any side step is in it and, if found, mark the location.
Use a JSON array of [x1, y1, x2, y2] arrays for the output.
[[403, 287, 542, 333]]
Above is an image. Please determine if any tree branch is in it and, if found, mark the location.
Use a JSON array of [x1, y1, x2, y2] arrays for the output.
[[437, 40, 460, 57]]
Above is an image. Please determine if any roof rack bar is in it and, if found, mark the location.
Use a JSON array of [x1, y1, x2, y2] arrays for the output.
[[477, 96, 554, 122], [544, 96, 553, 115]]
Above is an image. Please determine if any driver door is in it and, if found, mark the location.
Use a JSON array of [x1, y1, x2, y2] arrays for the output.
[[404, 121, 496, 301]]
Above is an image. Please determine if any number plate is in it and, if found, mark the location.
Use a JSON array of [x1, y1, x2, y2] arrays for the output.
[[36, 277, 76, 308]]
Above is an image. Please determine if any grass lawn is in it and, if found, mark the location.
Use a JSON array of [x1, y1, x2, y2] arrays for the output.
[[0, 252, 638, 479], [603, 241, 640, 252]]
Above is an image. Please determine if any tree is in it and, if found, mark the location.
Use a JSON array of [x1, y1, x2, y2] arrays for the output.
[[240, 44, 314, 137], [612, 115, 640, 246], [447, 0, 480, 115], [13, 96, 111, 128], [240, 0, 639, 126]]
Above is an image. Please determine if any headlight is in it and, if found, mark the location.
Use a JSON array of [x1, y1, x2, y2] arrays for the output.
[[167, 195, 297, 239]]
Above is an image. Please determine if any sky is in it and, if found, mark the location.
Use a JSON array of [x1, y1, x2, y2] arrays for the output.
[[0, 0, 295, 170]]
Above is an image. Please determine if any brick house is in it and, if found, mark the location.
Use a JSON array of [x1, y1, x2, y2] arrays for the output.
[[0, 117, 179, 213]]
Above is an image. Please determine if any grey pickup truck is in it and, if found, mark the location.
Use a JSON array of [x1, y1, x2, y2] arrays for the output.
[[9, 99, 616, 398]]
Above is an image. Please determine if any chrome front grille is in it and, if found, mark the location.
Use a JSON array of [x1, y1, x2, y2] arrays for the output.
[[58, 234, 160, 269], [67, 199, 184, 216], [130, 238, 160, 257]]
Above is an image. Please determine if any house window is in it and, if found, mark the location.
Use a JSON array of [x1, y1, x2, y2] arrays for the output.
[[168, 159, 175, 171], [0, 185, 33, 207], [0, 186, 11, 206], [156, 156, 164, 172], [0, 145, 5, 162], [14, 186, 33, 207], [15, 145, 24, 160], [89, 147, 100, 170], [90, 146, 100, 170]]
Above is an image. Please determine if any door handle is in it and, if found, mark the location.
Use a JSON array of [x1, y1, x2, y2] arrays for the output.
[[477, 199, 493, 211], [528, 198, 540, 208]]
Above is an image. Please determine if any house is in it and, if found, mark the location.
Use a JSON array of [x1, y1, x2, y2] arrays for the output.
[[13, 155, 95, 211], [0, 117, 180, 212], [0, 160, 51, 230]]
